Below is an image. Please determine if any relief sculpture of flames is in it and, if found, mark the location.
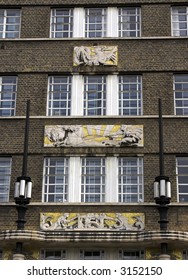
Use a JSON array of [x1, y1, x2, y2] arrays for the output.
[[44, 124, 143, 147]]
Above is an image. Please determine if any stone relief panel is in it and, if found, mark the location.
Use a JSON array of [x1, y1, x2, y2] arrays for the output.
[[44, 124, 143, 147], [40, 213, 145, 231], [73, 46, 118, 66]]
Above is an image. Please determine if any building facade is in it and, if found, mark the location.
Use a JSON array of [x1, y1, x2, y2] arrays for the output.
[[0, 0, 188, 260]]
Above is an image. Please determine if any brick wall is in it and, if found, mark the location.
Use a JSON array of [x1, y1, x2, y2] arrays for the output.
[[0, 0, 188, 254]]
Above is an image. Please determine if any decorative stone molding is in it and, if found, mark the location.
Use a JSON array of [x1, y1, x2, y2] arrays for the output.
[[158, 254, 171, 260], [12, 253, 25, 260], [73, 46, 118, 66], [44, 124, 143, 147], [40, 212, 145, 231], [1, 230, 188, 246]]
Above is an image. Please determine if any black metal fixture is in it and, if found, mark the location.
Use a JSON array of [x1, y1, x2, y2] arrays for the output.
[[153, 99, 171, 257], [14, 100, 32, 256]]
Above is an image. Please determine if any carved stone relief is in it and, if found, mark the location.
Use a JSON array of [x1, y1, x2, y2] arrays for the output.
[[40, 213, 145, 231], [44, 124, 143, 147], [73, 46, 118, 66]]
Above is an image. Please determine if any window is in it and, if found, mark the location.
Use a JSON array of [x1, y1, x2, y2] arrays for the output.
[[119, 75, 142, 115], [43, 157, 144, 203], [46, 74, 142, 116], [0, 76, 17, 117], [50, 9, 73, 38], [172, 7, 188, 36], [80, 249, 104, 259], [174, 74, 188, 115], [84, 76, 106, 116], [0, 158, 11, 202], [0, 9, 21, 38], [119, 249, 144, 260], [85, 8, 106, 38], [81, 158, 105, 202], [118, 158, 143, 203], [49, 7, 142, 38], [118, 7, 141, 37], [183, 250, 188, 259], [41, 249, 66, 260], [176, 157, 188, 202], [43, 158, 69, 202], [47, 76, 71, 116]]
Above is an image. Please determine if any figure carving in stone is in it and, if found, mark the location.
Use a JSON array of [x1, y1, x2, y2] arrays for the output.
[[74, 46, 117, 66], [44, 125, 143, 147], [41, 213, 145, 231]]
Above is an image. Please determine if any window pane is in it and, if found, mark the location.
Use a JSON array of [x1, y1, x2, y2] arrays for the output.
[[43, 158, 69, 202], [0, 9, 20, 38], [119, 75, 142, 116], [41, 250, 66, 260], [119, 250, 144, 260], [0, 158, 11, 202], [85, 8, 106, 38], [172, 7, 188, 36], [48, 76, 71, 116], [174, 74, 188, 115], [84, 76, 106, 116], [176, 157, 188, 202], [0, 76, 17, 116], [118, 157, 143, 202], [81, 157, 105, 202], [80, 249, 104, 259], [119, 7, 141, 37], [51, 9, 73, 38]]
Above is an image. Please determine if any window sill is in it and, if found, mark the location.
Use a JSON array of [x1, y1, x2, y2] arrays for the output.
[[0, 36, 187, 42]]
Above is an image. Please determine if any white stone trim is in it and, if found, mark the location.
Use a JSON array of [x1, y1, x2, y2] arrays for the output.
[[106, 75, 118, 116], [69, 157, 81, 202], [107, 7, 118, 37], [71, 75, 83, 116], [73, 8, 85, 38], [106, 157, 118, 202]]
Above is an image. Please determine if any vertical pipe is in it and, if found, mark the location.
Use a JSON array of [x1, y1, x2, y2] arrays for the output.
[[158, 98, 164, 176], [22, 100, 30, 177]]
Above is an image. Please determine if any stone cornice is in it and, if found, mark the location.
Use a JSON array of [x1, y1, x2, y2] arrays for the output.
[[1, 230, 188, 243]]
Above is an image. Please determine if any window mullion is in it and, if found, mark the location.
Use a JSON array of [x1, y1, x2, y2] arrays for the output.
[[3, 10, 6, 38], [107, 75, 118, 116], [73, 8, 85, 37], [106, 157, 118, 202]]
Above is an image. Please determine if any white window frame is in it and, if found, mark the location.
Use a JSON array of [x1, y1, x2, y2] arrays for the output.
[[173, 74, 188, 115], [85, 8, 107, 38], [58, 74, 142, 117], [176, 157, 188, 203], [118, 157, 144, 203], [50, 8, 73, 38], [43, 157, 69, 203], [50, 7, 141, 38], [40, 249, 66, 260], [42, 157, 143, 203], [171, 6, 188, 37], [47, 76, 72, 116], [83, 75, 106, 116], [118, 7, 141, 37], [81, 157, 105, 202], [0, 76, 17, 117], [0, 9, 21, 39], [0, 157, 11, 202], [118, 75, 142, 116]]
